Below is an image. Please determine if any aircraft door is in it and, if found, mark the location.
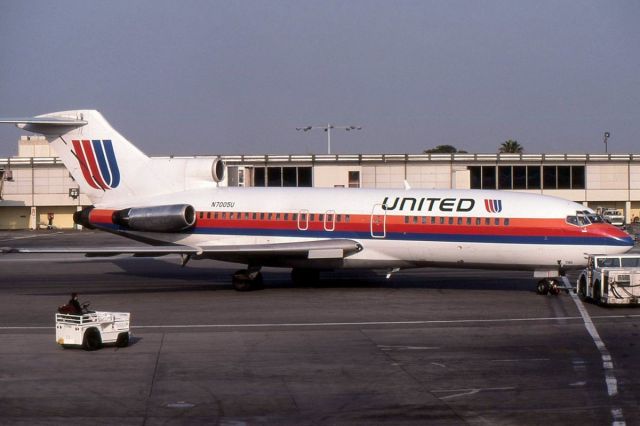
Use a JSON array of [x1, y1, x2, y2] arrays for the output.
[[297, 209, 309, 231], [370, 204, 386, 238], [324, 210, 336, 231]]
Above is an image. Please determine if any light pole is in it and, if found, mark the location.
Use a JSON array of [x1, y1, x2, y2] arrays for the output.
[[603, 131, 611, 153], [296, 124, 362, 154]]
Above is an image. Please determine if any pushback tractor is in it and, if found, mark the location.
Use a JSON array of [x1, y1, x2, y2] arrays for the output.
[[577, 254, 640, 305]]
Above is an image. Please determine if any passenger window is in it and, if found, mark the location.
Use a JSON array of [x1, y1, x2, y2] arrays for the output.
[[310, 214, 315, 221], [431, 217, 436, 224], [504, 218, 510, 226], [494, 218, 500, 226], [252, 213, 257, 220], [268, 213, 273, 220], [440, 217, 445, 224], [199, 212, 204, 219], [485, 218, 491, 225], [466, 217, 472, 225], [336, 214, 342, 222], [230, 212, 235, 220], [422, 216, 427, 224], [214, 212, 219, 219], [457, 217, 463, 225], [319, 214, 324, 222], [345, 215, 351, 223], [222, 212, 227, 219], [284, 213, 289, 220], [476, 218, 481, 225], [244, 213, 249, 220], [404, 216, 409, 224], [276, 213, 281, 220], [207, 212, 211, 219], [448, 217, 454, 225], [293, 213, 298, 221], [413, 216, 418, 224], [260, 213, 265, 220]]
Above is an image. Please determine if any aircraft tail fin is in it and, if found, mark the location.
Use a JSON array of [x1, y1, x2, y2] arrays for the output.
[[1, 110, 159, 206]]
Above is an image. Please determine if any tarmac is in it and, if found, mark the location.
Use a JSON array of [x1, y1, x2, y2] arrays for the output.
[[0, 229, 639, 425]]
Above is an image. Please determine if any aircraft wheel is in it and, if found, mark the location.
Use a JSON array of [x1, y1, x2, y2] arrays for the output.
[[232, 270, 263, 291], [291, 268, 320, 286], [536, 280, 549, 295]]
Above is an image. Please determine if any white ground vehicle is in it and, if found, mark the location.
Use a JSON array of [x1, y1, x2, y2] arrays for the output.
[[599, 208, 625, 227], [577, 254, 640, 305], [55, 311, 131, 350]]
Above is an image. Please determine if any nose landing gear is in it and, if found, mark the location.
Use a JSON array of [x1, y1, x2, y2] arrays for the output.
[[536, 278, 561, 296]]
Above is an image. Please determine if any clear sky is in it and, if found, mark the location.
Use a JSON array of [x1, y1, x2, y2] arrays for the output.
[[1, 0, 639, 157]]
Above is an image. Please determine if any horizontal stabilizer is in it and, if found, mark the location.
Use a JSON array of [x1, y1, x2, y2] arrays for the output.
[[0, 116, 87, 134]]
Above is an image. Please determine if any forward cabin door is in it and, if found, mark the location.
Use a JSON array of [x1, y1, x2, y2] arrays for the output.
[[297, 209, 309, 231], [370, 204, 387, 238]]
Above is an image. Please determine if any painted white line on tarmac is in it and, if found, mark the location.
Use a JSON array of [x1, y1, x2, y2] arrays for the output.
[[2, 313, 639, 331], [561, 276, 625, 426], [0, 232, 63, 242], [433, 386, 516, 400]]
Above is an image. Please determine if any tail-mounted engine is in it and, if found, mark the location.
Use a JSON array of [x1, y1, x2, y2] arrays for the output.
[[74, 204, 196, 233]]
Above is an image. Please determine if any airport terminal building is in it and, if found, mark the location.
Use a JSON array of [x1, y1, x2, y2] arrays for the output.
[[1, 136, 639, 229]]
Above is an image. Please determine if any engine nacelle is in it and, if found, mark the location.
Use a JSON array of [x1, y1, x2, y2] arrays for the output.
[[113, 204, 196, 232]]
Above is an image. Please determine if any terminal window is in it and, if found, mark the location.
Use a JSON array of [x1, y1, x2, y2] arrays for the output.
[[470, 165, 585, 190], [253, 166, 313, 187], [348, 171, 360, 188]]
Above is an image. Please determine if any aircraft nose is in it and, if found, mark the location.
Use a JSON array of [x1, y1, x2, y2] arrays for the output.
[[602, 225, 635, 251]]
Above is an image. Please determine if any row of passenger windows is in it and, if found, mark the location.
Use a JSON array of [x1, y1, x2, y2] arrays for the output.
[[198, 211, 352, 223], [197, 211, 509, 226], [404, 216, 510, 226]]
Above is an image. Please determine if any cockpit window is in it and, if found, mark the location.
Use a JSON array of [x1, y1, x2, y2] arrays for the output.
[[566, 216, 579, 226], [566, 211, 591, 227], [582, 210, 605, 223]]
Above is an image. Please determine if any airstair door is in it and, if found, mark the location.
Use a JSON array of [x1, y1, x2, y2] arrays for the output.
[[370, 204, 387, 238]]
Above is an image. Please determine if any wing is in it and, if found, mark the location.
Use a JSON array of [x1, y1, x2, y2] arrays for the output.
[[2, 239, 363, 265]]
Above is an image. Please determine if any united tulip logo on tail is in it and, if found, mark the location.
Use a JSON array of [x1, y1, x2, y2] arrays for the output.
[[484, 199, 502, 213], [72, 139, 121, 189]]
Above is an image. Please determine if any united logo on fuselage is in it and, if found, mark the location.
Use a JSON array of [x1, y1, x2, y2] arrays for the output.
[[72, 139, 120, 190], [484, 199, 502, 213]]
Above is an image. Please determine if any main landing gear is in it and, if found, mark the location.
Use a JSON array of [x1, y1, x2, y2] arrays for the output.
[[232, 267, 263, 291], [536, 278, 561, 296]]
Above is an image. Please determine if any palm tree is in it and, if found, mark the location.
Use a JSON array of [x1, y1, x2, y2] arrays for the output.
[[499, 140, 523, 153]]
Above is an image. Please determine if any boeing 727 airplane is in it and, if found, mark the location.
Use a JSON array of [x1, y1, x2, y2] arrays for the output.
[[0, 110, 633, 291]]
